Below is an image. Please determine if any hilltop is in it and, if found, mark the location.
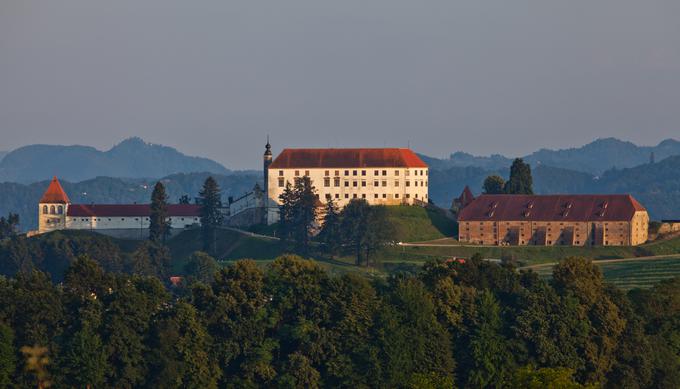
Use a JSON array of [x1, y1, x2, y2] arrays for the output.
[[0, 137, 229, 183]]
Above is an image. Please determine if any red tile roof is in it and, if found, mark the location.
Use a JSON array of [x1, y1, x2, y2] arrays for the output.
[[458, 194, 646, 222], [269, 148, 428, 169], [40, 177, 70, 204], [67, 204, 201, 217]]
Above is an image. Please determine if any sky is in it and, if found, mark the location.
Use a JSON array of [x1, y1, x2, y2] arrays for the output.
[[1, 0, 679, 169]]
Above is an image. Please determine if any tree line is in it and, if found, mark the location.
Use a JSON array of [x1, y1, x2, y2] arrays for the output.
[[482, 158, 534, 195], [1, 252, 680, 388]]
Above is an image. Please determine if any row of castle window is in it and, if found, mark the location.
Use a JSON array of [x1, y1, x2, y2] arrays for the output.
[[323, 193, 425, 200], [279, 169, 428, 177], [277, 177, 427, 188]]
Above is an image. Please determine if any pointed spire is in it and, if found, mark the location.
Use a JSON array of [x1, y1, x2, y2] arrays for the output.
[[264, 135, 272, 156], [40, 176, 70, 203]]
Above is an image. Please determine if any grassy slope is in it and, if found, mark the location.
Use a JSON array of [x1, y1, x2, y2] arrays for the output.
[[385, 206, 456, 242]]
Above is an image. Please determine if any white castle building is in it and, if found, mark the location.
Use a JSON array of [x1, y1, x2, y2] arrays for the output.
[[246, 141, 429, 224], [35, 176, 201, 239]]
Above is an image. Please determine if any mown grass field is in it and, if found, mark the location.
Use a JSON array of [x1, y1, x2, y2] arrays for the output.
[[530, 257, 680, 290], [384, 205, 456, 242]]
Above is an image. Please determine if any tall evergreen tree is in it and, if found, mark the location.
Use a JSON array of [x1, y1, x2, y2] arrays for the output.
[[318, 198, 341, 257], [0, 213, 19, 240], [504, 158, 533, 194], [198, 177, 224, 255], [291, 176, 318, 254], [278, 181, 295, 243], [149, 181, 170, 243]]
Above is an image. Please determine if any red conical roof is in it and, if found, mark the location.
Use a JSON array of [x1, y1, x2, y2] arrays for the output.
[[40, 176, 70, 203]]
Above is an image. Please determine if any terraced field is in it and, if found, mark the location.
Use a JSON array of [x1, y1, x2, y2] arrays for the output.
[[530, 257, 680, 290]]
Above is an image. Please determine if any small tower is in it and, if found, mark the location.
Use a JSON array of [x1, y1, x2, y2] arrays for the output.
[[38, 177, 70, 233], [264, 136, 273, 199]]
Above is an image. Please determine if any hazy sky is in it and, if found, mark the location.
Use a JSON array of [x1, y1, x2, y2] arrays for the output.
[[2, 0, 679, 169]]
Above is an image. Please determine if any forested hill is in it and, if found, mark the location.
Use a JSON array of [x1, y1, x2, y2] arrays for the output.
[[0, 137, 229, 183], [424, 138, 680, 175], [0, 172, 260, 231]]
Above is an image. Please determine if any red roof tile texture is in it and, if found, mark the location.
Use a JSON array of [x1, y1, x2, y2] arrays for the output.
[[40, 177, 70, 204], [269, 148, 428, 169], [458, 194, 646, 222], [67, 204, 201, 217]]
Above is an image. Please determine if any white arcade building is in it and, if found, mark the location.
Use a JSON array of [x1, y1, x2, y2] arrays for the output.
[[35, 177, 201, 239]]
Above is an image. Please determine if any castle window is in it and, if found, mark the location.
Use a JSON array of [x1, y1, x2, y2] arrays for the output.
[[395, 180, 399, 187], [345, 170, 349, 176], [362, 194, 366, 199], [335, 170, 340, 176], [406, 181, 410, 187], [334, 178, 340, 187], [361, 170, 366, 176], [406, 194, 410, 198], [361, 181, 366, 187], [382, 193, 387, 198], [295, 170, 300, 176], [374, 170, 379, 175], [305, 170, 310, 176], [278, 178, 285, 187], [50, 205, 56, 214], [353, 194, 358, 199], [382, 181, 387, 187], [335, 194, 339, 199], [374, 194, 379, 199], [58, 206, 63, 214], [353, 181, 358, 187], [325, 170, 329, 176], [353, 170, 357, 176], [324, 178, 330, 187], [415, 194, 419, 198], [414, 181, 418, 187], [279, 170, 284, 176], [395, 170, 399, 176], [325, 194, 331, 200], [345, 194, 349, 199], [344, 181, 349, 187], [382, 170, 387, 176], [43, 205, 48, 214], [405, 170, 410, 176], [395, 194, 400, 198]]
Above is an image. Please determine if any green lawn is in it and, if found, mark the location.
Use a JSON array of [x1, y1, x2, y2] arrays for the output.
[[385, 205, 456, 242]]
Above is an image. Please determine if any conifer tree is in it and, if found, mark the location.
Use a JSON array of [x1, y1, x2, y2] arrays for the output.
[[504, 158, 533, 194], [278, 182, 295, 243], [198, 177, 224, 255], [318, 198, 341, 257], [291, 176, 317, 254], [149, 181, 170, 243]]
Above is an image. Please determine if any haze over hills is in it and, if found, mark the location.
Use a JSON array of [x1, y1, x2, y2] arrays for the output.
[[0, 137, 230, 183], [423, 138, 680, 175]]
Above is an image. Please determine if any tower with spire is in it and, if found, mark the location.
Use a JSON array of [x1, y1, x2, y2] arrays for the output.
[[38, 176, 70, 233], [264, 136, 273, 202]]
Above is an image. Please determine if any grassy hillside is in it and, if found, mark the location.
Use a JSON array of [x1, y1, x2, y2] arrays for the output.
[[385, 206, 456, 242]]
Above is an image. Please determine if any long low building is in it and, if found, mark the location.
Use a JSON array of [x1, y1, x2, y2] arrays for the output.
[[36, 177, 201, 239], [457, 194, 649, 246]]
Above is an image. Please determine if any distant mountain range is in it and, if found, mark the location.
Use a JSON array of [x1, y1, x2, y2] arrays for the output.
[[0, 137, 229, 183], [422, 138, 680, 175]]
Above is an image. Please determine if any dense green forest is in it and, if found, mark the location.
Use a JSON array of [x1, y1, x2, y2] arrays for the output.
[[1, 229, 680, 388]]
